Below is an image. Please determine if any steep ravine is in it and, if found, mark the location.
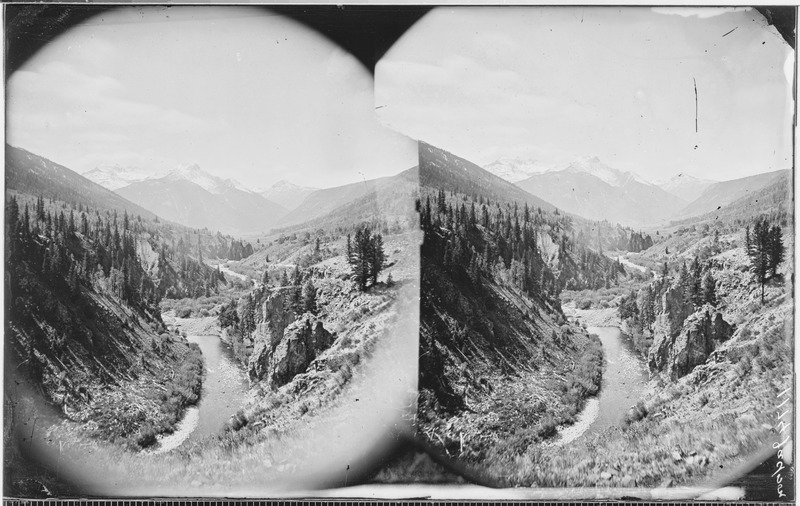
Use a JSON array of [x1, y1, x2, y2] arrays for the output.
[[548, 325, 649, 446], [149, 330, 249, 453]]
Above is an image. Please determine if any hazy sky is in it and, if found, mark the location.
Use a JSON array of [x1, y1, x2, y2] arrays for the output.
[[7, 7, 417, 190], [376, 7, 794, 182]]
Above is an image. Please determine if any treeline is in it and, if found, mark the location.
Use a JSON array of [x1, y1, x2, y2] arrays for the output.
[[573, 220, 654, 253], [275, 216, 408, 245], [420, 188, 624, 303], [205, 236, 254, 261], [6, 194, 225, 313]]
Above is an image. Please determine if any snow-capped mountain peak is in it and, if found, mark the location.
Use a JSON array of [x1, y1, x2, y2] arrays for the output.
[[561, 156, 650, 187], [656, 172, 718, 202], [483, 157, 552, 183], [259, 180, 319, 211], [82, 164, 165, 191], [161, 164, 256, 195], [267, 180, 317, 193], [164, 164, 220, 193]]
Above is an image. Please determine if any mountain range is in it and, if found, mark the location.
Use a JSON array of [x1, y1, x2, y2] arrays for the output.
[[76, 149, 789, 235], [484, 155, 787, 228], [83, 163, 292, 235], [117, 175, 286, 236], [515, 158, 685, 227], [275, 171, 419, 229]]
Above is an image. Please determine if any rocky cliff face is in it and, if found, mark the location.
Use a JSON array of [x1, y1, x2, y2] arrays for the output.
[[653, 284, 694, 339], [247, 287, 333, 388], [649, 306, 732, 380], [267, 315, 333, 387]]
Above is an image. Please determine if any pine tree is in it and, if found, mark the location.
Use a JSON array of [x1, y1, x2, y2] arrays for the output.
[[747, 217, 772, 303], [347, 226, 385, 291], [769, 225, 784, 278], [678, 261, 691, 303], [690, 256, 703, 306], [745, 224, 752, 252], [702, 271, 716, 306], [302, 279, 317, 314], [370, 233, 385, 286]]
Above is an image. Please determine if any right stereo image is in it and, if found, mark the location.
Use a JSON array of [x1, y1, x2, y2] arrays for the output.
[[377, 6, 794, 499]]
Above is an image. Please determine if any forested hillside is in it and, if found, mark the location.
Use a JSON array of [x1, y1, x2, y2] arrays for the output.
[[418, 143, 622, 469], [4, 147, 256, 470]]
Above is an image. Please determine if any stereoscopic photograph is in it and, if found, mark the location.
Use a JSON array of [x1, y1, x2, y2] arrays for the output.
[[3, 3, 796, 502]]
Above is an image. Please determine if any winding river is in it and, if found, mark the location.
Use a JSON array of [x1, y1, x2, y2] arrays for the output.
[[152, 333, 249, 453], [550, 326, 649, 446]]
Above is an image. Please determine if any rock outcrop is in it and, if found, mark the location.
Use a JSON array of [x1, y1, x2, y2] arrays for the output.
[[247, 287, 297, 382], [268, 315, 333, 387], [647, 284, 694, 372], [653, 284, 695, 339], [649, 306, 733, 380], [247, 286, 334, 388]]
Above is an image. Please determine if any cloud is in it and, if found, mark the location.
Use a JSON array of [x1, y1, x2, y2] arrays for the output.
[[8, 61, 224, 168], [376, 52, 598, 167]]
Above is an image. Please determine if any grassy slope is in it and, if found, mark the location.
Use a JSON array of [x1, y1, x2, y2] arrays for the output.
[[502, 230, 793, 488]]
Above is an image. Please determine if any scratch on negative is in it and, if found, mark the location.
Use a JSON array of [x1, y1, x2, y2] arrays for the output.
[[693, 77, 698, 133], [722, 27, 738, 37]]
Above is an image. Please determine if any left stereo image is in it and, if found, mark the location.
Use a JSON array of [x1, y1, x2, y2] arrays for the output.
[[4, 5, 421, 497]]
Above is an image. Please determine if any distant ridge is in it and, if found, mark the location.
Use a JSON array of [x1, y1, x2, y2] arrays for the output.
[[276, 169, 417, 228], [6, 145, 158, 220], [516, 161, 685, 227], [117, 176, 287, 235], [259, 180, 318, 211], [657, 173, 717, 202], [675, 169, 791, 220], [419, 142, 557, 212]]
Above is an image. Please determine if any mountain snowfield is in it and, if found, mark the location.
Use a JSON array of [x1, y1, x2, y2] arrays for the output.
[[514, 157, 684, 226], [85, 163, 255, 195], [561, 156, 650, 187], [162, 163, 252, 195], [82, 164, 170, 191], [655, 173, 717, 202], [482, 157, 553, 183], [258, 180, 318, 211]]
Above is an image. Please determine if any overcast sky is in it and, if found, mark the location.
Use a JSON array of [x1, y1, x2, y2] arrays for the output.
[[376, 7, 793, 183], [7, 7, 416, 190]]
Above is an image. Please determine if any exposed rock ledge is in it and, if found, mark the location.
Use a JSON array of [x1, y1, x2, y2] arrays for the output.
[[649, 305, 733, 380], [247, 288, 334, 388]]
